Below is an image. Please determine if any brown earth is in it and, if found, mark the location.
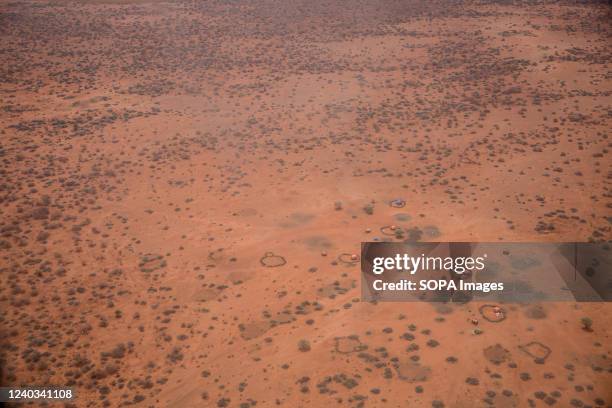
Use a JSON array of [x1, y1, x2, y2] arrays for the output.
[[0, 0, 611, 407]]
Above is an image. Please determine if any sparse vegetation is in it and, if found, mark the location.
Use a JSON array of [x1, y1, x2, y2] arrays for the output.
[[298, 339, 311, 352], [0, 0, 609, 406]]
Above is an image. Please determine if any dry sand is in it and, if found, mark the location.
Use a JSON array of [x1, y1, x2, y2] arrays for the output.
[[0, 0, 611, 407]]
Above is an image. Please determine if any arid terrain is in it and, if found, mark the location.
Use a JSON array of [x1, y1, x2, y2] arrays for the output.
[[1, 0, 611, 407]]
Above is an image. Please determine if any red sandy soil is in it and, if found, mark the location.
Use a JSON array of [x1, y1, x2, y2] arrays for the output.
[[0, 0, 611, 407]]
